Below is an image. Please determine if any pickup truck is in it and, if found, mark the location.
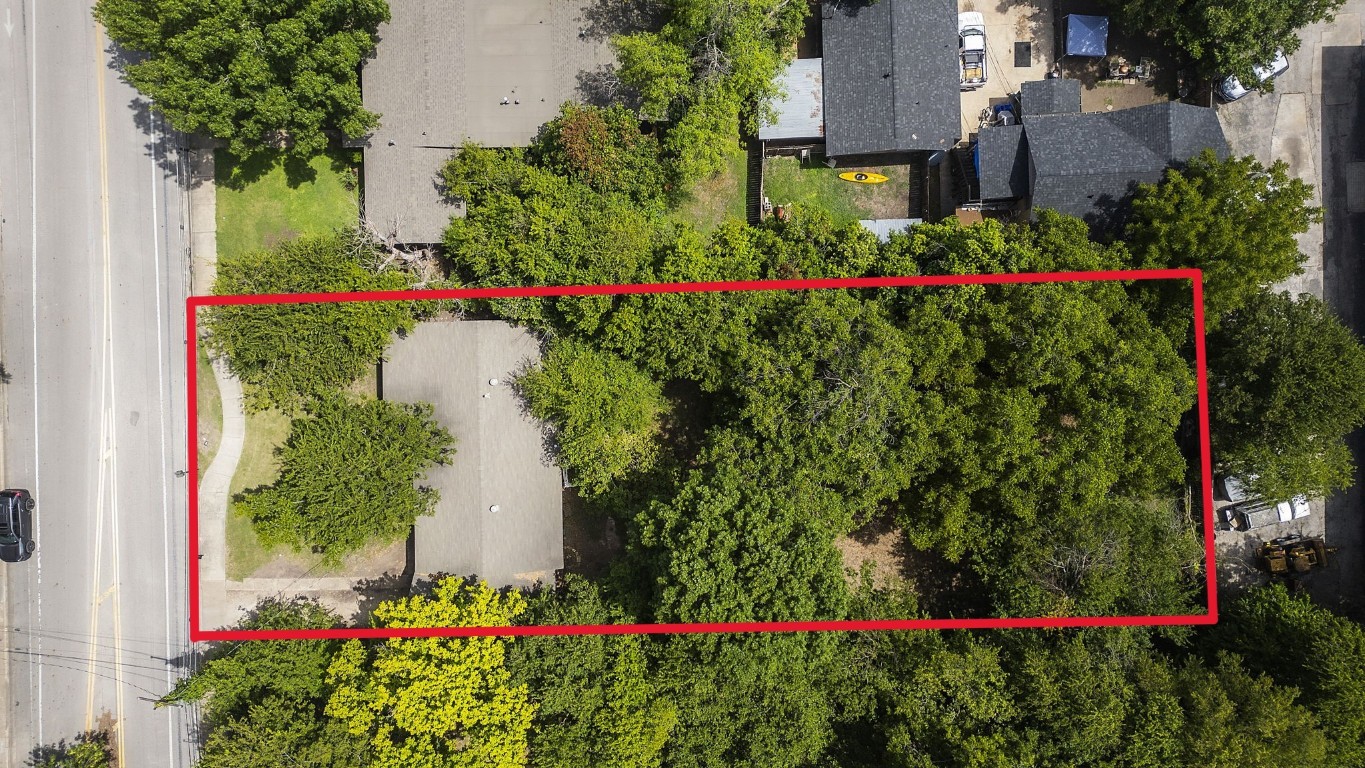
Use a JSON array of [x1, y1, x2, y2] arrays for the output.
[[959, 13, 987, 91]]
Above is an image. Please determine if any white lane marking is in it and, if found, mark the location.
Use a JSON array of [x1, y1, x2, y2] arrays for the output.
[[27, 0, 42, 750], [148, 104, 179, 768]]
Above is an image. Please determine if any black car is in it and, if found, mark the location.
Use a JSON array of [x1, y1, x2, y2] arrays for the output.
[[0, 489, 36, 562]]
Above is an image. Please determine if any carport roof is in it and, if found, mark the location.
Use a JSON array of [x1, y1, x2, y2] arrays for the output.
[[382, 321, 563, 588], [820, 0, 960, 157]]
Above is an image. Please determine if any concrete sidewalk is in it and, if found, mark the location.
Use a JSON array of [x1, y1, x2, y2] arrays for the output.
[[197, 356, 244, 630]]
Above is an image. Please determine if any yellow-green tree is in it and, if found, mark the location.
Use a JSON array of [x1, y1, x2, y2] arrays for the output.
[[325, 579, 535, 768]]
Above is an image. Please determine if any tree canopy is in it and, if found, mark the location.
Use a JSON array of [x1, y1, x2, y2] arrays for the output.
[[325, 579, 534, 768], [1127, 150, 1321, 327], [1207, 290, 1365, 498], [611, 0, 809, 185], [203, 229, 428, 412], [93, 0, 390, 163], [518, 338, 667, 497], [1106, 0, 1342, 82], [235, 395, 454, 563]]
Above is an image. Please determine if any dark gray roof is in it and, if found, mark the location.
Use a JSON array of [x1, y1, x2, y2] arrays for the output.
[[1026, 101, 1229, 222], [1019, 79, 1082, 117], [383, 321, 563, 588], [1026, 100, 1233, 219], [977, 124, 1029, 200], [820, 0, 960, 157]]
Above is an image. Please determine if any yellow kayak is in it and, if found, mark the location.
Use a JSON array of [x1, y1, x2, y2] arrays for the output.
[[838, 171, 889, 184]]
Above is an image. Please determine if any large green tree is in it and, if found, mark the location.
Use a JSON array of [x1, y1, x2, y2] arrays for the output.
[[1208, 585, 1365, 765], [1107, 0, 1341, 82], [94, 0, 389, 162], [611, 0, 809, 185], [203, 229, 427, 412], [325, 578, 535, 768], [1127, 150, 1321, 327], [1207, 290, 1365, 498], [509, 577, 677, 768], [156, 599, 367, 768], [235, 395, 454, 563], [519, 338, 668, 497]]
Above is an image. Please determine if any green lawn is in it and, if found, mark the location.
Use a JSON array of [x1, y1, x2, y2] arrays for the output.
[[215, 149, 360, 261], [671, 149, 749, 232], [762, 157, 912, 227], [226, 407, 292, 580], [196, 347, 222, 483]]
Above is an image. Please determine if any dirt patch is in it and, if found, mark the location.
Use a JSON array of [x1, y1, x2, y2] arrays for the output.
[[249, 534, 408, 580], [261, 226, 300, 250], [562, 490, 622, 580], [837, 517, 991, 617], [836, 518, 911, 590]]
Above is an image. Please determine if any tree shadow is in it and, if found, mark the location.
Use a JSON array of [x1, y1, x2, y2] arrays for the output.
[[576, 65, 631, 109], [578, 0, 665, 41], [26, 725, 113, 768]]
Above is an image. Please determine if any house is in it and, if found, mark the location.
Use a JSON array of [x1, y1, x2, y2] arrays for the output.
[[759, 0, 960, 160], [382, 321, 564, 588], [361, 0, 616, 244], [975, 86, 1229, 231]]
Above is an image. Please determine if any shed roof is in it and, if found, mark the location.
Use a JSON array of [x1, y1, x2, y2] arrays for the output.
[[859, 218, 922, 241], [820, 0, 960, 157], [1019, 78, 1082, 117], [760, 58, 825, 141], [382, 321, 563, 588]]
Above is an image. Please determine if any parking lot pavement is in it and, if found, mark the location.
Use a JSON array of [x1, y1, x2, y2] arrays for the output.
[[1213, 5, 1365, 617], [957, 0, 1056, 137], [1212, 498, 1327, 594]]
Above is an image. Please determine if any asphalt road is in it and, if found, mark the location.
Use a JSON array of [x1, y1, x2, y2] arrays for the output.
[[0, 2, 194, 766]]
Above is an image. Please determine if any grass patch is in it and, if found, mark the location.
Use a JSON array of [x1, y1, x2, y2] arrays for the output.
[[196, 347, 222, 483], [215, 149, 360, 261], [671, 149, 748, 232], [225, 407, 292, 580], [762, 157, 911, 226]]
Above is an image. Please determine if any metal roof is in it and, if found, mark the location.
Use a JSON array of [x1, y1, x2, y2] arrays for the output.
[[759, 58, 825, 141]]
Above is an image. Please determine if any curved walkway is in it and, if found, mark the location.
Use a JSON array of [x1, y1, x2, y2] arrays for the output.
[[197, 356, 245, 629]]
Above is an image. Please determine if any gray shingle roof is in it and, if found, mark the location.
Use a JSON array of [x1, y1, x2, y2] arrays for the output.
[[1019, 78, 1082, 117], [1026, 101, 1229, 221], [975, 101, 1228, 224], [383, 321, 563, 588], [760, 58, 825, 141], [361, 0, 618, 244], [361, 0, 466, 244], [977, 124, 1028, 200], [820, 0, 960, 157]]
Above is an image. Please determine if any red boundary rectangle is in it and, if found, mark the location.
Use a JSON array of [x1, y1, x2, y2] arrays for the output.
[[187, 270, 1216, 641]]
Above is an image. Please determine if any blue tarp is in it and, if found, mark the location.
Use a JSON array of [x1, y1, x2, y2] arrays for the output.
[[1065, 14, 1108, 57]]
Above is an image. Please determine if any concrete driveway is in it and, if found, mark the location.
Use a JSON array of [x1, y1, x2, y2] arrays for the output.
[[958, 0, 1057, 137], [1213, 8, 1365, 616]]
